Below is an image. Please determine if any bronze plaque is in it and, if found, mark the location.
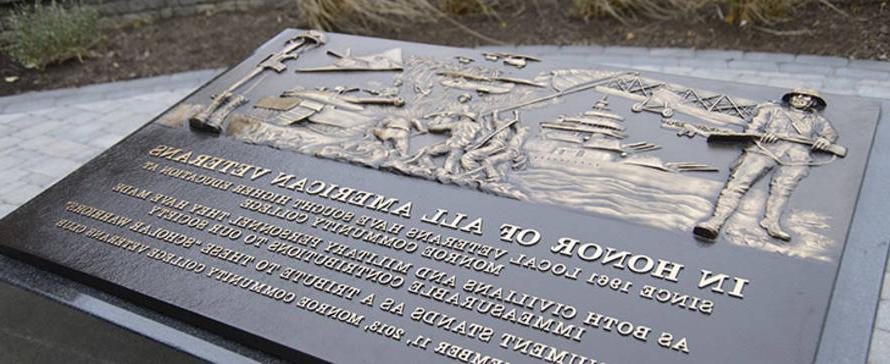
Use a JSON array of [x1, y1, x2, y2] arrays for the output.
[[0, 30, 885, 363]]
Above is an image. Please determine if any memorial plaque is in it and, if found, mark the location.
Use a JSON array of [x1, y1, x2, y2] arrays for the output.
[[0, 30, 886, 363]]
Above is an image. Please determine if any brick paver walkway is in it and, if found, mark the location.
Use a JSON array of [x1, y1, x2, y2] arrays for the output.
[[0, 47, 888, 362]]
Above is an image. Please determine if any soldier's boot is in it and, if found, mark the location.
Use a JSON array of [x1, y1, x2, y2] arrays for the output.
[[190, 92, 232, 132], [693, 201, 736, 240], [206, 94, 247, 133], [693, 215, 727, 240], [760, 194, 792, 241]]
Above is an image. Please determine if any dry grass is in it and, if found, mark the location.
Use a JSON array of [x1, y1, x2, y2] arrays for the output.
[[297, 0, 438, 31], [296, 0, 823, 36], [571, 0, 810, 24], [719, 0, 797, 25], [572, 0, 701, 22], [440, 0, 501, 16], [296, 0, 508, 44]]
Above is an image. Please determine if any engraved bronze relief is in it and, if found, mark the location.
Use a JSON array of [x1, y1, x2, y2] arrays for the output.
[[694, 89, 843, 241], [162, 32, 850, 261], [189, 30, 326, 133]]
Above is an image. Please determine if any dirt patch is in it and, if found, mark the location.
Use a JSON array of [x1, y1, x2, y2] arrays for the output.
[[2, 1, 888, 96]]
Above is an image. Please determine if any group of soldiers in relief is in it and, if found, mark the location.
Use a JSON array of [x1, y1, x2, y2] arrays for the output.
[[366, 87, 840, 243], [184, 29, 847, 244], [370, 109, 529, 183]]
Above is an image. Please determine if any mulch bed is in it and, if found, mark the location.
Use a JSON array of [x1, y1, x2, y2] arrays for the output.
[[1, 1, 888, 96]]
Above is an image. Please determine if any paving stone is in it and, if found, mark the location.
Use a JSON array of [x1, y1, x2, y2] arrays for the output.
[[742, 51, 796, 62], [1, 96, 58, 114], [695, 49, 744, 60], [882, 272, 890, 301], [795, 54, 849, 67], [6, 149, 43, 163], [778, 63, 834, 76], [822, 78, 862, 95], [690, 69, 738, 81], [75, 81, 139, 97], [73, 99, 126, 114], [123, 100, 170, 115], [21, 171, 58, 188], [61, 110, 103, 126], [679, 58, 728, 69], [70, 146, 104, 163], [766, 78, 824, 90], [869, 328, 890, 364], [728, 60, 780, 71], [0, 92, 52, 110], [0, 169, 29, 185], [588, 54, 643, 66], [649, 48, 695, 57], [53, 91, 115, 107], [88, 134, 125, 149], [850, 59, 890, 72], [628, 65, 663, 73], [25, 157, 81, 177], [604, 46, 649, 56], [0, 136, 21, 151], [170, 68, 226, 83], [64, 122, 112, 144], [856, 81, 890, 99], [0, 112, 27, 125], [38, 139, 92, 158], [553, 45, 605, 55], [660, 66, 696, 76], [0, 156, 23, 170], [836, 67, 890, 81], [93, 108, 143, 125], [0, 183, 44, 205], [877, 300, 890, 332], [11, 121, 64, 140], [17, 135, 57, 151], [0, 204, 15, 218], [632, 55, 680, 66]]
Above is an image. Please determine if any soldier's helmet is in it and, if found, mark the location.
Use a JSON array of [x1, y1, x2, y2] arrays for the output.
[[782, 88, 827, 111]]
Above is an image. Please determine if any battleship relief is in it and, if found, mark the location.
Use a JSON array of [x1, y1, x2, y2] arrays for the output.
[[157, 31, 848, 261]]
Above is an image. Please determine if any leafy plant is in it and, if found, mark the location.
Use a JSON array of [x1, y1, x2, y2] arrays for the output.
[[7, 1, 101, 70]]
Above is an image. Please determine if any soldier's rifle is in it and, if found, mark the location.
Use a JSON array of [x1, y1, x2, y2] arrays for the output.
[[707, 131, 847, 158], [226, 31, 326, 93], [190, 31, 326, 132]]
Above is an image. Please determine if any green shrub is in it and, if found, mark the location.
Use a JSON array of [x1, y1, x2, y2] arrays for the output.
[[7, 1, 101, 70]]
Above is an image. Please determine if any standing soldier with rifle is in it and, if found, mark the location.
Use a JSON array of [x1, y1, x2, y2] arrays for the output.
[[694, 88, 843, 242]]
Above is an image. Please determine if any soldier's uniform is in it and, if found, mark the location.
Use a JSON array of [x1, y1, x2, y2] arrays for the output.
[[482, 126, 530, 180], [461, 112, 517, 174], [694, 89, 837, 241], [372, 116, 424, 157], [418, 114, 481, 175]]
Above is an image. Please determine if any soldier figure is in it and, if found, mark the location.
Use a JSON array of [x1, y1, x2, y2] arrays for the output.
[[413, 112, 481, 175], [461, 111, 520, 179], [694, 88, 838, 241], [371, 116, 426, 157], [481, 126, 530, 180]]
